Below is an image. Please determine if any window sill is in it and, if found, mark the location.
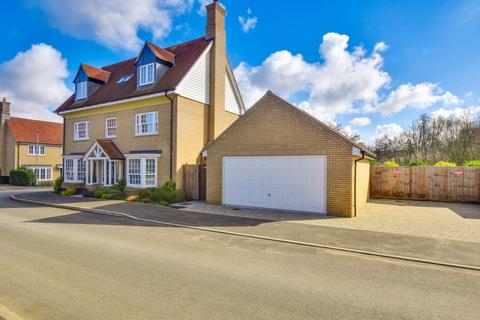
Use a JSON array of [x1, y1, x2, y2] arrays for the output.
[[27, 154, 46, 157], [74, 138, 89, 142], [135, 132, 158, 137]]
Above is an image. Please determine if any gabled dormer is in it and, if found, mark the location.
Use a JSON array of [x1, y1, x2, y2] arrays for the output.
[[134, 41, 175, 89], [73, 64, 111, 101]]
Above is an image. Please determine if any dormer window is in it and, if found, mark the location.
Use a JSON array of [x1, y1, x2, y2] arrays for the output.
[[139, 63, 155, 86], [76, 81, 87, 100]]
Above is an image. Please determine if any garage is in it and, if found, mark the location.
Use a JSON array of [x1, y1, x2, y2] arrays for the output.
[[223, 156, 327, 214], [204, 91, 375, 217]]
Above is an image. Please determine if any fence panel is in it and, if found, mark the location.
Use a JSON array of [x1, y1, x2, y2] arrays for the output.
[[370, 166, 480, 202]]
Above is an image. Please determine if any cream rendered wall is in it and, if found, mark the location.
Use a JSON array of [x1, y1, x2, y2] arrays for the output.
[[17, 144, 63, 181]]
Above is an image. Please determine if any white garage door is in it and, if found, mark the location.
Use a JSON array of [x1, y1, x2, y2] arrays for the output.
[[223, 156, 327, 214]]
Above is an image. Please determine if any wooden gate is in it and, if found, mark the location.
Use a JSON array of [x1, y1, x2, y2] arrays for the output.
[[370, 166, 480, 202], [182, 164, 206, 200]]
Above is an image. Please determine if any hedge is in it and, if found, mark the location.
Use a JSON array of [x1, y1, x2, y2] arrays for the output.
[[9, 168, 36, 186]]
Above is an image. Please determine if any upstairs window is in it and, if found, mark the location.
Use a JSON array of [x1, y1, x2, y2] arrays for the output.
[[139, 63, 155, 86], [28, 145, 45, 155], [135, 112, 158, 136], [74, 121, 89, 141], [76, 81, 87, 100], [105, 117, 117, 138]]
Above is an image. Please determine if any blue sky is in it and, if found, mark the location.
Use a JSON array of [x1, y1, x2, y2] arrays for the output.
[[1, 0, 479, 143]]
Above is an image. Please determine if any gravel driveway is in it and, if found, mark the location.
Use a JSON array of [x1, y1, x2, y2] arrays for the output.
[[179, 199, 480, 243]]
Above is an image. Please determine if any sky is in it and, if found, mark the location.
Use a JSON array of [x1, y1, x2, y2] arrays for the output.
[[1, 0, 479, 144]]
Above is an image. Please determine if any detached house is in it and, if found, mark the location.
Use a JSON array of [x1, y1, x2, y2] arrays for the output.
[[0, 98, 63, 184], [56, 1, 244, 190]]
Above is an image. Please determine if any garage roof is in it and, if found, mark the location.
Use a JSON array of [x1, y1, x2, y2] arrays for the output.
[[205, 91, 376, 158]]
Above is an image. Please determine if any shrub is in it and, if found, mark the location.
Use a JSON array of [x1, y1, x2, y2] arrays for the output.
[[54, 176, 63, 193], [60, 189, 75, 196], [158, 200, 169, 206], [113, 179, 126, 192], [408, 159, 428, 166], [369, 159, 377, 166], [434, 161, 457, 167], [138, 181, 184, 204], [93, 188, 123, 200], [9, 168, 36, 186], [383, 161, 399, 167], [464, 160, 480, 167]]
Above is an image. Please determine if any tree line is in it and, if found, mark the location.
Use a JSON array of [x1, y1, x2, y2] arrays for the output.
[[369, 112, 480, 166]]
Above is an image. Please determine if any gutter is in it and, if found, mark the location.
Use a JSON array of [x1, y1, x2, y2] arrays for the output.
[[165, 91, 174, 181], [353, 150, 366, 217], [57, 91, 171, 115]]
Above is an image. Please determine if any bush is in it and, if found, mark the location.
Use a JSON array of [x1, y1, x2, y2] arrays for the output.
[[408, 159, 428, 166], [464, 160, 480, 167], [9, 168, 36, 186], [434, 161, 457, 167], [113, 179, 126, 192], [54, 176, 63, 193], [383, 161, 399, 167], [369, 159, 377, 166], [60, 189, 75, 196], [138, 181, 184, 204], [93, 188, 124, 200]]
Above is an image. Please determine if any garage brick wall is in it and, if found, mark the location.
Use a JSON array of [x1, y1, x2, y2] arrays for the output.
[[206, 93, 355, 217]]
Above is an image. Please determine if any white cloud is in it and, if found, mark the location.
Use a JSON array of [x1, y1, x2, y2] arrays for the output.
[[234, 32, 390, 122], [431, 106, 480, 119], [350, 117, 371, 127], [465, 91, 474, 98], [0, 44, 71, 122], [239, 8, 258, 33], [35, 0, 195, 51], [366, 83, 460, 116], [234, 32, 462, 124], [373, 123, 404, 140], [196, 0, 210, 15]]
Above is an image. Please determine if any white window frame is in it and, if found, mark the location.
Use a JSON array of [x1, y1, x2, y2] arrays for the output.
[[139, 63, 155, 86], [105, 117, 117, 138], [126, 156, 158, 188], [74, 121, 89, 141], [26, 166, 52, 181], [28, 144, 45, 156], [135, 112, 158, 136], [63, 156, 85, 183], [76, 81, 87, 100]]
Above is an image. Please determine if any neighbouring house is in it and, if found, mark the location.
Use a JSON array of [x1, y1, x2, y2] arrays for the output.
[[0, 98, 63, 185], [203, 91, 375, 217], [55, 1, 245, 191]]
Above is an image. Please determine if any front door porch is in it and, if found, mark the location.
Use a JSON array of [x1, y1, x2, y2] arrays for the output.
[[84, 139, 126, 187]]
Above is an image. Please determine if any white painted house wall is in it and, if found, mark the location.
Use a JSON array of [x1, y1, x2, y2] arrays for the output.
[[176, 45, 211, 104], [225, 72, 242, 115]]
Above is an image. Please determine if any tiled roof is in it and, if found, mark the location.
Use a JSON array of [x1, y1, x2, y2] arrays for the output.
[[81, 63, 111, 82], [146, 42, 175, 65], [8, 117, 63, 145], [56, 37, 212, 114], [96, 139, 125, 160]]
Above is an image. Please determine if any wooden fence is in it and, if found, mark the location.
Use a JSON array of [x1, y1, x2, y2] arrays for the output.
[[182, 164, 206, 200], [370, 166, 480, 202]]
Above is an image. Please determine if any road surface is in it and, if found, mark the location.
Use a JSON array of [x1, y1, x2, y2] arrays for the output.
[[0, 190, 479, 319]]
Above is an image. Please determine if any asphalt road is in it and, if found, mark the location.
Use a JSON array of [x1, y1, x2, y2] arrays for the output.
[[0, 191, 479, 320]]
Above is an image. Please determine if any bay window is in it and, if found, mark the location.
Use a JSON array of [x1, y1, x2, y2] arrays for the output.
[[127, 158, 157, 188], [64, 157, 86, 183]]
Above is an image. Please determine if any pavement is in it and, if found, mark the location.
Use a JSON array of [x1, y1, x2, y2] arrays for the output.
[[178, 198, 480, 243], [12, 191, 480, 269], [0, 189, 479, 319]]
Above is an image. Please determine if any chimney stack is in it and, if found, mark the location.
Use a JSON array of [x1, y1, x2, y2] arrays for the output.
[[1, 97, 10, 120], [205, 0, 228, 140]]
